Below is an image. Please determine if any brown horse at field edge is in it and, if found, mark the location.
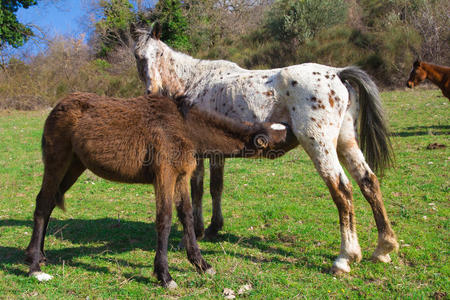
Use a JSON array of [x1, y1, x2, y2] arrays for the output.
[[407, 60, 450, 99]]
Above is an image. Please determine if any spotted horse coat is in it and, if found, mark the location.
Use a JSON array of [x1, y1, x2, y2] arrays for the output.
[[133, 25, 399, 275]]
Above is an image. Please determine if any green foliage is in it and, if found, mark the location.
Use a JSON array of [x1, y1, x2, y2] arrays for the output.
[[95, 0, 135, 57], [0, 0, 37, 47], [266, 0, 347, 44], [153, 0, 191, 51], [92, 58, 112, 71]]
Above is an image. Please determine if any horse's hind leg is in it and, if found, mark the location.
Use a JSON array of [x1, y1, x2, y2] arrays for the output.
[[26, 140, 73, 280], [301, 137, 362, 274], [337, 125, 398, 262], [205, 156, 225, 239]]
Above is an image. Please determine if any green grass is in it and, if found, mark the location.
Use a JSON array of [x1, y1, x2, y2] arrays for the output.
[[0, 89, 448, 298]]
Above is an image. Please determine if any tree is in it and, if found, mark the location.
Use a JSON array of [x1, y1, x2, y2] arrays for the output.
[[0, 0, 38, 48], [95, 0, 136, 57], [152, 0, 191, 51]]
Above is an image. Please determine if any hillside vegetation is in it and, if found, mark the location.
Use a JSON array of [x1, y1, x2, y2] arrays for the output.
[[0, 0, 449, 109]]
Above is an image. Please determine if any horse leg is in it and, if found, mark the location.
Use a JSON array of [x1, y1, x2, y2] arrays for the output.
[[154, 169, 177, 288], [337, 131, 398, 263], [175, 175, 214, 275], [26, 143, 73, 281], [301, 137, 362, 274], [190, 158, 205, 239], [205, 156, 225, 239]]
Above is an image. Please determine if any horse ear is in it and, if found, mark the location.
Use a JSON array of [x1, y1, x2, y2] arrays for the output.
[[414, 59, 421, 67], [130, 23, 139, 42], [151, 22, 162, 40]]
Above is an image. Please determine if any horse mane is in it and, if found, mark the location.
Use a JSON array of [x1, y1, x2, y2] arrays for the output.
[[134, 29, 152, 56]]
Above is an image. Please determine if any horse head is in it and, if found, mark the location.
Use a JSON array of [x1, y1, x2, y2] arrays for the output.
[[407, 59, 427, 88], [133, 23, 184, 96]]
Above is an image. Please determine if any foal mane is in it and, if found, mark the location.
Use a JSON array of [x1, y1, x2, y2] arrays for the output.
[[173, 94, 194, 118]]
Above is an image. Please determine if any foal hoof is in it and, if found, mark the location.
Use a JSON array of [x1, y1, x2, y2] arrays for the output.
[[165, 280, 178, 290], [30, 271, 53, 282], [331, 258, 351, 275], [205, 267, 216, 276], [204, 227, 220, 240]]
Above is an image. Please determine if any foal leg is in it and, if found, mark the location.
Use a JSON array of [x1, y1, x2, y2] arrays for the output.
[[154, 171, 177, 289], [205, 156, 225, 239], [26, 147, 73, 280], [337, 130, 398, 263], [301, 138, 362, 274], [190, 158, 205, 239], [175, 177, 214, 274], [35, 156, 86, 259]]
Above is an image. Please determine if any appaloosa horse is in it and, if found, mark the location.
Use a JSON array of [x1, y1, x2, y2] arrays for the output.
[[407, 60, 450, 99], [25, 92, 290, 288], [133, 24, 398, 274]]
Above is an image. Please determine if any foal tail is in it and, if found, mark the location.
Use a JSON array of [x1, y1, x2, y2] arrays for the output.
[[338, 66, 393, 176]]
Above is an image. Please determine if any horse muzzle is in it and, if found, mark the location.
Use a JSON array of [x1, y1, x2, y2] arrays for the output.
[[406, 81, 413, 88]]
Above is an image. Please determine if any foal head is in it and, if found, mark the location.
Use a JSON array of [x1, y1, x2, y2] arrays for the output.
[[407, 60, 427, 88], [245, 123, 295, 159]]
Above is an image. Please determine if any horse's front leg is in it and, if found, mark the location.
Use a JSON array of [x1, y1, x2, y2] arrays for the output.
[[190, 158, 205, 239], [205, 155, 225, 239]]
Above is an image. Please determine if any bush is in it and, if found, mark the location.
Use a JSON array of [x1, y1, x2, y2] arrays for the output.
[[0, 36, 142, 110]]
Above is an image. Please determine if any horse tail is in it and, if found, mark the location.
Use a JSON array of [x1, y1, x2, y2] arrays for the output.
[[337, 66, 393, 176]]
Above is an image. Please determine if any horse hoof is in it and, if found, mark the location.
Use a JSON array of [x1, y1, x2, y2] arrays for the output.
[[331, 258, 351, 275], [30, 271, 53, 282], [205, 267, 216, 276], [371, 253, 391, 263], [165, 280, 178, 289], [204, 228, 220, 240]]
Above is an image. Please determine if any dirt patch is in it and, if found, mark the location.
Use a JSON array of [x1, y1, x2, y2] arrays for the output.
[[426, 143, 446, 150]]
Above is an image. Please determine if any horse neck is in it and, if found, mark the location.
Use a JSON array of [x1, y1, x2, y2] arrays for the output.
[[421, 62, 448, 86], [159, 45, 201, 93], [184, 109, 256, 157], [161, 44, 240, 93]]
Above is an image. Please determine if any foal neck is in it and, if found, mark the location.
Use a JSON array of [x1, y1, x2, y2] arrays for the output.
[[184, 108, 257, 157]]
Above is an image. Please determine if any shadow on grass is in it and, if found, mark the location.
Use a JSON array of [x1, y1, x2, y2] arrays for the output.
[[392, 125, 450, 137], [0, 218, 333, 278]]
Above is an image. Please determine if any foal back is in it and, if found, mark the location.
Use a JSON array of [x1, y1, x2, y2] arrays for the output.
[[43, 93, 194, 184]]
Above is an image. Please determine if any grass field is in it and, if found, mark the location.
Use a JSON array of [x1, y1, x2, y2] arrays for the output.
[[0, 89, 448, 299]]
